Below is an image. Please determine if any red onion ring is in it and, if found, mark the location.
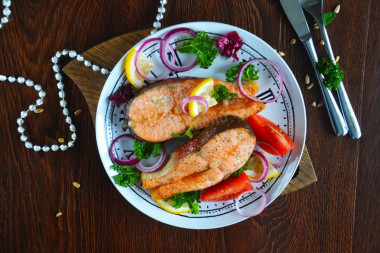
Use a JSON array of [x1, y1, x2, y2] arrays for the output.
[[136, 145, 168, 173], [160, 27, 198, 72], [235, 189, 267, 217], [109, 134, 140, 166], [135, 38, 175, 81], [237, 58, 284, 103], [256, 141, 283, 168], [180, 96, 209, 117], [249, 151, 269, 183]]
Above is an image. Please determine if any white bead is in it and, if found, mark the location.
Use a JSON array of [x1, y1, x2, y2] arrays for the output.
[[84, 60, 91, 67], [151, 29, 157, 35], [8, 76, 15, 82], [0, 24, 2, 29], [71, 133, 77, 140], [60, 145, 68, 151], [42, 146, 50, 152], [39, 91, 46, 98], [101, 68, 108, 75], [63, 108, 69, 116], [20, 111, 28, 118], [62, 49, 68, 55], [52, 64, 59, 72], [3, 7, 11, 16], [25, 142, 33, 149], [69, 50, 77, 58], [20, 135, 27, 142], [60, 100, 67, 107], [33, 145, 41, 152], [55, 73, 62, 81], [17, 118, 24, 125], [160, 0, 167, 4], [3, 0, 11, 8], [153, 21, 161, 28], [17, 77, 25, 84], [156, 13, 164, 20], [55, 51, 62, 58], [58, 90, 65, 98], [66, 116, 72, 124], [68, 141, 74, 147], [76, 55, 84, 62], [36, 98, 43, 105], [34, 84, 42, 91], [29, 104, 36, 111], [51, 144, 59, 151], [69, 124, 75, 131], [92, 65, 100, 71], [158, 6, 166, 13], [1, 17, 8, 24], [25, 80, 34, 86], [0, 75, 6, 81], [51, 56, 58, 63], [18, 126, 25, 133], [57, 82, 64, 89]]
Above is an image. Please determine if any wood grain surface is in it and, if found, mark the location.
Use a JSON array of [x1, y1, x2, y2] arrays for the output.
[[62, 29, 316, 196], [0, 0, 378, 252]]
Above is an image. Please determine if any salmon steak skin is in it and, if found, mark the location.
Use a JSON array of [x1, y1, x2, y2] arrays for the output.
[[125, 77, 265, 142], [140, 116, 256, 200]]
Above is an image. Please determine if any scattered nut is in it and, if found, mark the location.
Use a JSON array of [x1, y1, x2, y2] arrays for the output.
[[314, 25, 319, 29], [58, 138, 65, 143], [278, 51, 285, 57], [334, 5, 341, 14], [311, 101, 317, 107], [56, 212, 62, 217], [305, 75, 310, 84], [307, 82, 314, 89], [34, 109, 44, 114], [290, 38, 296, 45], [317, 101, 324, 107], [74, 109, 82, 116], [73, 182, 81, 188], [320, 40, 325, 45], [335, 56, 340, 62]]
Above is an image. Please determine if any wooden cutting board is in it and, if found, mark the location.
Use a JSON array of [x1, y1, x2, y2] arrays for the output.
[[63, 29, 317, 195]]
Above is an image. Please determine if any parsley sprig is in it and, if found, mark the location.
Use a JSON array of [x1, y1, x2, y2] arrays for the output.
[[313, 12, 336, 28], [226, 61, 260, 82], [133, 140, 162, 160], [112, 165, 141, 187], [168, 191, 201, 214], [171, 119, 198, 139], [232, 162, 248, 177], [316, 57, 344, 90], [177, 31, 218, 69], [212, 84, 237, 103]]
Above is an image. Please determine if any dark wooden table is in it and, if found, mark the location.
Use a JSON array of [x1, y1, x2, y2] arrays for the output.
[[0, 0, 378, 252]]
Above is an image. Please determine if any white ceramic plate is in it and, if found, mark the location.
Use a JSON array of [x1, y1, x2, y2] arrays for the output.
[[96, 22, 306, 229]]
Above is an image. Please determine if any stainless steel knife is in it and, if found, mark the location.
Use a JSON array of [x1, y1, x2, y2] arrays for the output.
[[280, 0, 349, 136]]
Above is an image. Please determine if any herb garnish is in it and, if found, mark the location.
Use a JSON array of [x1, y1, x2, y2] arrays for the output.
[[133, 140, 162, 160], [212, 84, 237, 103], [226, 61, 260, 82], [313, 12, 336, 28], [168, 191, 201, 214], [111, 165, 141, 187], [315, 57, 344, 90], [232, 162, 249, 177], [171, 119, 198, 139], [177, 31, 218, 69]]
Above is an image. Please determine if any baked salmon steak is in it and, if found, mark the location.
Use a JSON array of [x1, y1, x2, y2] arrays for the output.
[[140, 116, 256, 200], [124, 77, 265, 142]]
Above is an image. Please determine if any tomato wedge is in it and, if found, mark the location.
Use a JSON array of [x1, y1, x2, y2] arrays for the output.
[[200, 172, 253, 202], [247, 114, 294, 155]]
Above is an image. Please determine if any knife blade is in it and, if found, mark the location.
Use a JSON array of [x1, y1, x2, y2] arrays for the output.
[[280, 0, 349, 136]]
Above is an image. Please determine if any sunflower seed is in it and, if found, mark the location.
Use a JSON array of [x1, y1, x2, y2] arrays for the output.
[[320, 40, 325, 45], [58, 138, 65, 143], [305, 75, 310, 84], [334, 5, 341, 14], [278, 51, 285, 57], [314, 25, 319, 29], [290, 38, 296, 45], [307, 83, 314, 89], [335, 56, 340, 62], [73, 182, 81, 188], [56, 212, 62, 217], [34, 108, 44, 114], [74, 109, 82, 116], [317, 101, 324, 107], [311, 101, 317, 107]]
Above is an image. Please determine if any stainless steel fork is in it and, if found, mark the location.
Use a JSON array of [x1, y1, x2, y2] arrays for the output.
[[300, 0, 362, 139]]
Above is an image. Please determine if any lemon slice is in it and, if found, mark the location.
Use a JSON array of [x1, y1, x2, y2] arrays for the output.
[[189, 78, 218, 117], [125, 48, 154, 89], [155, 199, 191, 214], [245, 151, 279, 180]]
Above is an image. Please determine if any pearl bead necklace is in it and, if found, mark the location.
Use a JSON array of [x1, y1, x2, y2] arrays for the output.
[[0, 0, 167, 152]]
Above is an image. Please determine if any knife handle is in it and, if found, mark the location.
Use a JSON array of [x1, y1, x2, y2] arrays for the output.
[[302, 38, 349, 136], [319, 26, 362, 139]]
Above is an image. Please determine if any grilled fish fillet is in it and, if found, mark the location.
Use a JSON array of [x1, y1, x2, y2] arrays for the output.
[[125, 77, 265, 142]]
